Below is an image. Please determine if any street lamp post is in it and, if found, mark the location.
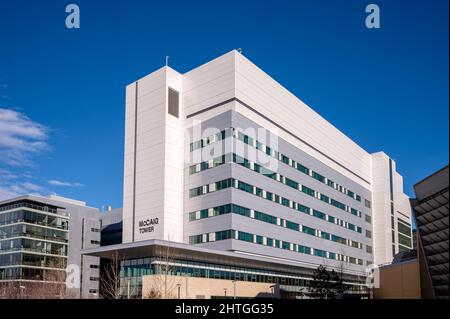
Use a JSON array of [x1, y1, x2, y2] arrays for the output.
[[232, 280, 237, 299], [19, 285, 26, 299], [270, 285, 276, 299], [176, 284, 181, 299]]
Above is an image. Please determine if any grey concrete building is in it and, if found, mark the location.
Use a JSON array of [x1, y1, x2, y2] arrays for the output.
[[411, 165, 449, 299], [0, 194, 120, 299]]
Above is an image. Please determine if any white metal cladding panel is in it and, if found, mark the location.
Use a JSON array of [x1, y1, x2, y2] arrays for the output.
[[233, 52, 371, 185], [198, 239, 233, 251], [123, 67, 168, 243], [396, 193, 412, 221], [184, 102, 236, 131], [183, 73, 235, 112], [185, 214, 233, 241], [182, 52, 236, 116], [135, 67, 167, 95], [123, 82, 137, 243], [370, 152, 393, 264], [182, 50, 236, 92]]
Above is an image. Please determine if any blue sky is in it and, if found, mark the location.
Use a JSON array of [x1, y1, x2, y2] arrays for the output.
[[0, 0, 448, 209]]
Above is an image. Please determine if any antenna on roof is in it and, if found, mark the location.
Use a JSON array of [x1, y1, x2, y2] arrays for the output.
[[237, 48, 243, 54], [165, 55, 170, 67]]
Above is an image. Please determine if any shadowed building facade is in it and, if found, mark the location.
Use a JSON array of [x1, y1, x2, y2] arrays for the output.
[[411, 165, 449, 299]]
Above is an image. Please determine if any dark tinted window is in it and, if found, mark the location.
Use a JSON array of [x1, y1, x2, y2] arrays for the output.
[[168, 87, 179, 118]]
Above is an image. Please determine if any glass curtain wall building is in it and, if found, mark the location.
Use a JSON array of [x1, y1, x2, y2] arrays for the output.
[[0, 195, 119, 299], [0, 199, 69, 296]]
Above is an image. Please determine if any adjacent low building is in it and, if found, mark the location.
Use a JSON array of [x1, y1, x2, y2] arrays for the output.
[[374, 249, 421, 299], [0, 194, 122, 299]]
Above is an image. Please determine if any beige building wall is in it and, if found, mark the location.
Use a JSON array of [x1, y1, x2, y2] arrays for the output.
[[142, 275, 275, 299], [374, 259, 421, 299]]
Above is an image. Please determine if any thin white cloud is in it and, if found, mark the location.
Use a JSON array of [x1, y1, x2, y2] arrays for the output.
[[0, 186, 21, 201], [0, 108, 49, 166], [20, 182, 42, 192], [48, 179, 83, 187], [0, 180, 43, 201]]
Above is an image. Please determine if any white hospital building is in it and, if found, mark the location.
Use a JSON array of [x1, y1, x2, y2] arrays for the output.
[[82, 50, 413, 299]]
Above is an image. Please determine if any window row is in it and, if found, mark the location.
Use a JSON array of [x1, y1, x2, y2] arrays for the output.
[[188, 229, 364, 266], [0, 200, 60, 214], [0, 210, 69, 230], [0, 266, 65, 281], [189, 178, 364, 235], [0, 238, 68, 256], [189, 127, 371, 207], [0, 252, 67, 268], [190, 153, 365, 219], [188, 203, 365, 250], [0, 223, 68, 243]]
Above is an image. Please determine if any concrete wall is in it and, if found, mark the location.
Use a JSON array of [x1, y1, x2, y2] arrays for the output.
[[142, 274, 275, 299], [374, 259, 421, 299]]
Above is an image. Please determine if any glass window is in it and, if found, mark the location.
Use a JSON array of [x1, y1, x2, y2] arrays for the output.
[[301, 185, 315, 197], [312, 172, 325, 183], [320, 194, 329, 203], [313, 210, 326, 220], [296, 164, 309, 175], [302, 226, 315, 236], [297, 204, 310, 214], [286, 221, 299, 231]]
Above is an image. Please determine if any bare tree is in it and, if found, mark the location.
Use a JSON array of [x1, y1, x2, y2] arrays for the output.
[[42, 258, 68, 298], [100, 250, 122, 299], [0, 257, 67, 299], [144, 239, 182, 299], [143, 288, 162, 299], [333, 258, 347, 297], [0, 281, 21, 299]]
